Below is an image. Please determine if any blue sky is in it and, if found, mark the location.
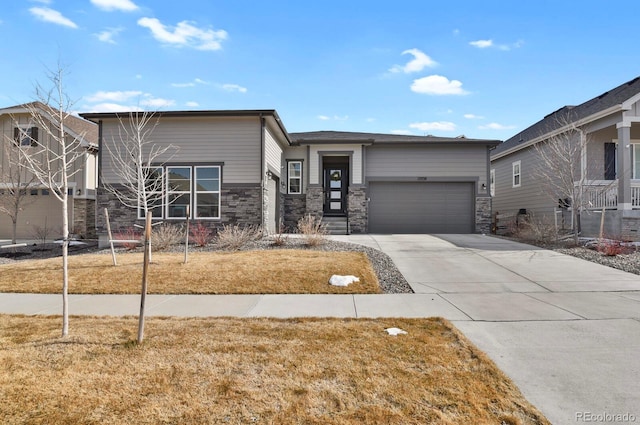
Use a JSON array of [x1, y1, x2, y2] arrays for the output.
[[2, 0, 640, 140]]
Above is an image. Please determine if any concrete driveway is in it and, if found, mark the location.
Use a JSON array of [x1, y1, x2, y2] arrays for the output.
[[332, 234, 640, 425]]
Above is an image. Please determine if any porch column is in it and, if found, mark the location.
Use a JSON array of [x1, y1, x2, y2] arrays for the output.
[[617, 122, 632, 210]]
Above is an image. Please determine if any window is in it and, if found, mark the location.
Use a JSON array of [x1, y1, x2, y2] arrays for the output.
[[512, 161, 521, 188], [166, 166, 191, 218], [194, 166, 220, 218], [605, 142, 617, 180], [490, 169, 495, 196], [30, 189, 39, 196], [288, 161, 302, 194], [138, 167, 164, 219], [632, 144, 640, 180], [13, 126, 38, 147]]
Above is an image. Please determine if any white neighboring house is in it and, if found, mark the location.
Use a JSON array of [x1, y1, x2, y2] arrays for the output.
[[0, 102, 98, 241]]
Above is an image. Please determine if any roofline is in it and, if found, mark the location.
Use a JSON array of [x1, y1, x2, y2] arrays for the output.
[[79, 109, 292, 145], [2, 103, 98, 150], [491, 104, 623, 161]]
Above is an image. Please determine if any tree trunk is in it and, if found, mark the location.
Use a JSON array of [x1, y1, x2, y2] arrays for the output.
[[11, 218, 17, 245], [61, 193, 69, 337]]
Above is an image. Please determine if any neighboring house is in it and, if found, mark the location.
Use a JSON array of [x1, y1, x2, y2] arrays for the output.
[[491, 76, 640, 239], [80, 110, 499, 243], [0, 102, 98, 240]]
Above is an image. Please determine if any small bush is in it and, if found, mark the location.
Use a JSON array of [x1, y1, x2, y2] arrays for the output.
[[31, 222, 53, 245], [596, 238, 626, 256], [217, 224, 262, 250], [297, 215, 327, 247], [512, 214, 558, 244], [272, 220, 289, 247], [152, 223, 184, 251], [114, 227, 142, 250], [189, 222, 214, 247]]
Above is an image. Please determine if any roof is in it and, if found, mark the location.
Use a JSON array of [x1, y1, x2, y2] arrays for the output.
[[80, 109, 290, 145], [290, 130, 500, 146], [0, 101, 98, 148], [493, 75, 640, 156]]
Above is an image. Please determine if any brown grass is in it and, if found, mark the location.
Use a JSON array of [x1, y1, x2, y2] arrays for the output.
[[0, 315, 549, 425], [0, 251, 380, 295]]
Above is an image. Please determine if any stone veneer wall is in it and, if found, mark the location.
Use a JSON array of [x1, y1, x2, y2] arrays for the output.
[[475, 196, 492, 234], [347, 187, 367, 233], [283, 194, 306, 232], [72, 198, 96, 239], [622, 215, 640, 241], [96, 184, 262, 235], [305, 186, 324, 218]]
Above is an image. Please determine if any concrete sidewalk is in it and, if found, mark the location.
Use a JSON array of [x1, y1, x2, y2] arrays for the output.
[[1, 233, 640, 424]]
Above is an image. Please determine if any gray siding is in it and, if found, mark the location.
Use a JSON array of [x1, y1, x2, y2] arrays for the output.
[[264, 126, 283, 178], [492, 147, 555, 216], [283, 146, 309, 194], [100, 116, 262, 184], [366, 144, 487, 187]]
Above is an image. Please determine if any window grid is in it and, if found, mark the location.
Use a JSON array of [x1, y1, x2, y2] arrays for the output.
[[288, 161, 302, 194], [512, 161, 521, 188]]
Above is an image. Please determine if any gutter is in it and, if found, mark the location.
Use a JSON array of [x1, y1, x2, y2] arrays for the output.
[[260, 114, 265, 231]]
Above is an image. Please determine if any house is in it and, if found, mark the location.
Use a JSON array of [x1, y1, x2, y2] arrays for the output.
[[80, 110, 499, 243], [0, 102, 98, 241], [490, 76, 640, 240]]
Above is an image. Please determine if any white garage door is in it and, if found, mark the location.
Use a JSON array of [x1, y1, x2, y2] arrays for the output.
[[368, 182, 474, 233]]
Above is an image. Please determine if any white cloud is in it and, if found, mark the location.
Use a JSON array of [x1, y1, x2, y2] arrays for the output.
[[194, 78, 210, 85], [470, 38, 524, 51], [333, 115, 349, 121], [95, 27, 123, 44], [464, 113, 484, 119], [140, 97, 175, 108], [91, 0, 139, 11], [390, 129, 414, 135], [135, 74, 142, 79], [410, 75, 469, 95], [389, 48, 437, 73], [221, 83, 247, 93], [409, 121, 457, 132], [85, 90, 143, 102], [185, 101, 199, 107], [470, 39, 493, 48], [137, 17, 228, 51], [317, 115, 330, 121], [479, 122, 517, 130], [29, 7, 77, 28], [172, 82, 196, 88], [86, 103, 143, 112]]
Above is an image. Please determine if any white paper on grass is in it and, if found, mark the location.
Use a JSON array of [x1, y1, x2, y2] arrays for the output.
[[385, 327, 408, 336], [328, 275, 360, 287]]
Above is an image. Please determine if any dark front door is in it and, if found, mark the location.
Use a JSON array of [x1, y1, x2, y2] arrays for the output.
[[323, 166, 347, 215]]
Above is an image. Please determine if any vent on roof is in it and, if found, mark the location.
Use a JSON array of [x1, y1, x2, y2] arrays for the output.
[[456, 134, 466, 139], [597, 91, 609, 99]]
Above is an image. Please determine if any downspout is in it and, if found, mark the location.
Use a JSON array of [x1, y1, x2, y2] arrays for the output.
[[260, 115, 265, 232], [97, 120, 103, 233]]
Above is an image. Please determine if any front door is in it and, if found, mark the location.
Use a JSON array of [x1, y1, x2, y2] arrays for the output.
[[324, 166, 347, 215]]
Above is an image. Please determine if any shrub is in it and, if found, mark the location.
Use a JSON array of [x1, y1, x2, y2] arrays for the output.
[[114, 227, 142, 250], [217, 224, 262, 250], [272, 220, 289, 247], [151, 223, 184, 251], [512, 214, 558, 245], [297, 215, 327, 247], [189, 222, 214, 247], [31, 221, 53, 245], [596, 238, 626, 256]]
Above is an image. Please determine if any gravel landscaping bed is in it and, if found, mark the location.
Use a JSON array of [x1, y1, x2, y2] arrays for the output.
[[0, 238, 414, 294], [554, 246, 640, 275]]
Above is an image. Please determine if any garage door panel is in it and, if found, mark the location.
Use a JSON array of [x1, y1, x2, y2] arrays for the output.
[[368, 182, 473, 233]]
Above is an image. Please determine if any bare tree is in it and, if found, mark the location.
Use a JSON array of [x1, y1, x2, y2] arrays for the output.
[[0, 140, 38, 243], [101, 111, 177, 220], [18, 66, 88, 337], [533, 116, 614, 244]]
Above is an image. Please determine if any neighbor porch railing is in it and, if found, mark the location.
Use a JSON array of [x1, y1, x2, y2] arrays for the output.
[[578, 180, 640, 209]]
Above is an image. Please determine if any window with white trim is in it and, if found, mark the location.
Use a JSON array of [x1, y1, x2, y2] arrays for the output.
[[138, 166, 164, 219], [194, 166, 220, 218], [490, 169, 495, 196], [14, 126, 38, 147], [288, 161, 302, 194], [512, 161, 521, 188], [166, 166, 192, 218]]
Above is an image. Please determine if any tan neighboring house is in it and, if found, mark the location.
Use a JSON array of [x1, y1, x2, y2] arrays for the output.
[[0, 102, 98, 240], [80, 110, 499, 244]]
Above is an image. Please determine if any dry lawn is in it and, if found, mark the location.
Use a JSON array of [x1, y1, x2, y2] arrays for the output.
[[0, 250, 380, 295], [0, 315, 549, 425]]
